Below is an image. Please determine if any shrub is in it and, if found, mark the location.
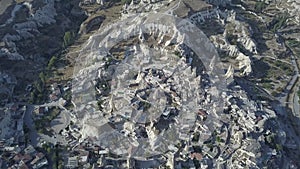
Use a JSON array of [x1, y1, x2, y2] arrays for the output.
[[39, 72, 46, 84], [63, 31, 75, 48], [48, 56, 57, 69], [216, 136, 221, 142]]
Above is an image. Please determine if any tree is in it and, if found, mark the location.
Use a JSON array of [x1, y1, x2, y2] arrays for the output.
[[58, 162, 64, 169], [34, 81, 43, 93], [216, 136, 221, 143], [192, 132, 200, 142], [174, 51, 182, 58], [37, 93, 44, 102], [37, 128, 44, 134], [275, 144, 282, 151], [63, 90, 72, 101], [29, 92, 36, 103], [63, 31, 75, 48], [48, 56, 57, 69], [39, 72, 46, 84], [46, 147, 51, 154], [166, 166, 172, 169], [52, 153, 58, 163]]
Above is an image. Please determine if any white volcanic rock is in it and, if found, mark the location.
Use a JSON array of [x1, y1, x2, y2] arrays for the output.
[[239, 36, 257, 54], [236, 53, 252, 75], [287, 0, 300, 24], [225, 64, 234, 79], [96, 0, 104, 5], [82, 0, 105, 5], [227, 12, 257, 54], [189, 8, 222, 24], [122, 0, 165, 16], [210, 11, 256, 76], [210, 33, 252, 76]]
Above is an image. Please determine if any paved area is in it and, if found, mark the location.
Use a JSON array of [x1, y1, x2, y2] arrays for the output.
[[40, 99, 67, 110], [39, 133, 67, 146], [50, 110, 71, 134], [24, 105, 40, 147]]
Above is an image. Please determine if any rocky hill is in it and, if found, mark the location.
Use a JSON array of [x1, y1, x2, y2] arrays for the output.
[[1, 0, 300, 168]]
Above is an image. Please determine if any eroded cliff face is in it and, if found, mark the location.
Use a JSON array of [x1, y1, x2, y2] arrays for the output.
[[209, 11, 257, 76], [0, 0, 87, 102], [120, 0, 256, 77], [0, 0, 86, 61]]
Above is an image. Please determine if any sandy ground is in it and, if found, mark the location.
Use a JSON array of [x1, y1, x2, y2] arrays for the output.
[[0, 0, 13, 16]]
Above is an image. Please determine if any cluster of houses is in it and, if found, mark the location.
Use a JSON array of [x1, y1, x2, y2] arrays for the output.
[[49, 83, 62, 102], [6, 145, 48, 169], [189, 8, 226, 25], [62, 2, 293, 166], [0, 104, 49, 169], [64, 37, 288, 169]]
